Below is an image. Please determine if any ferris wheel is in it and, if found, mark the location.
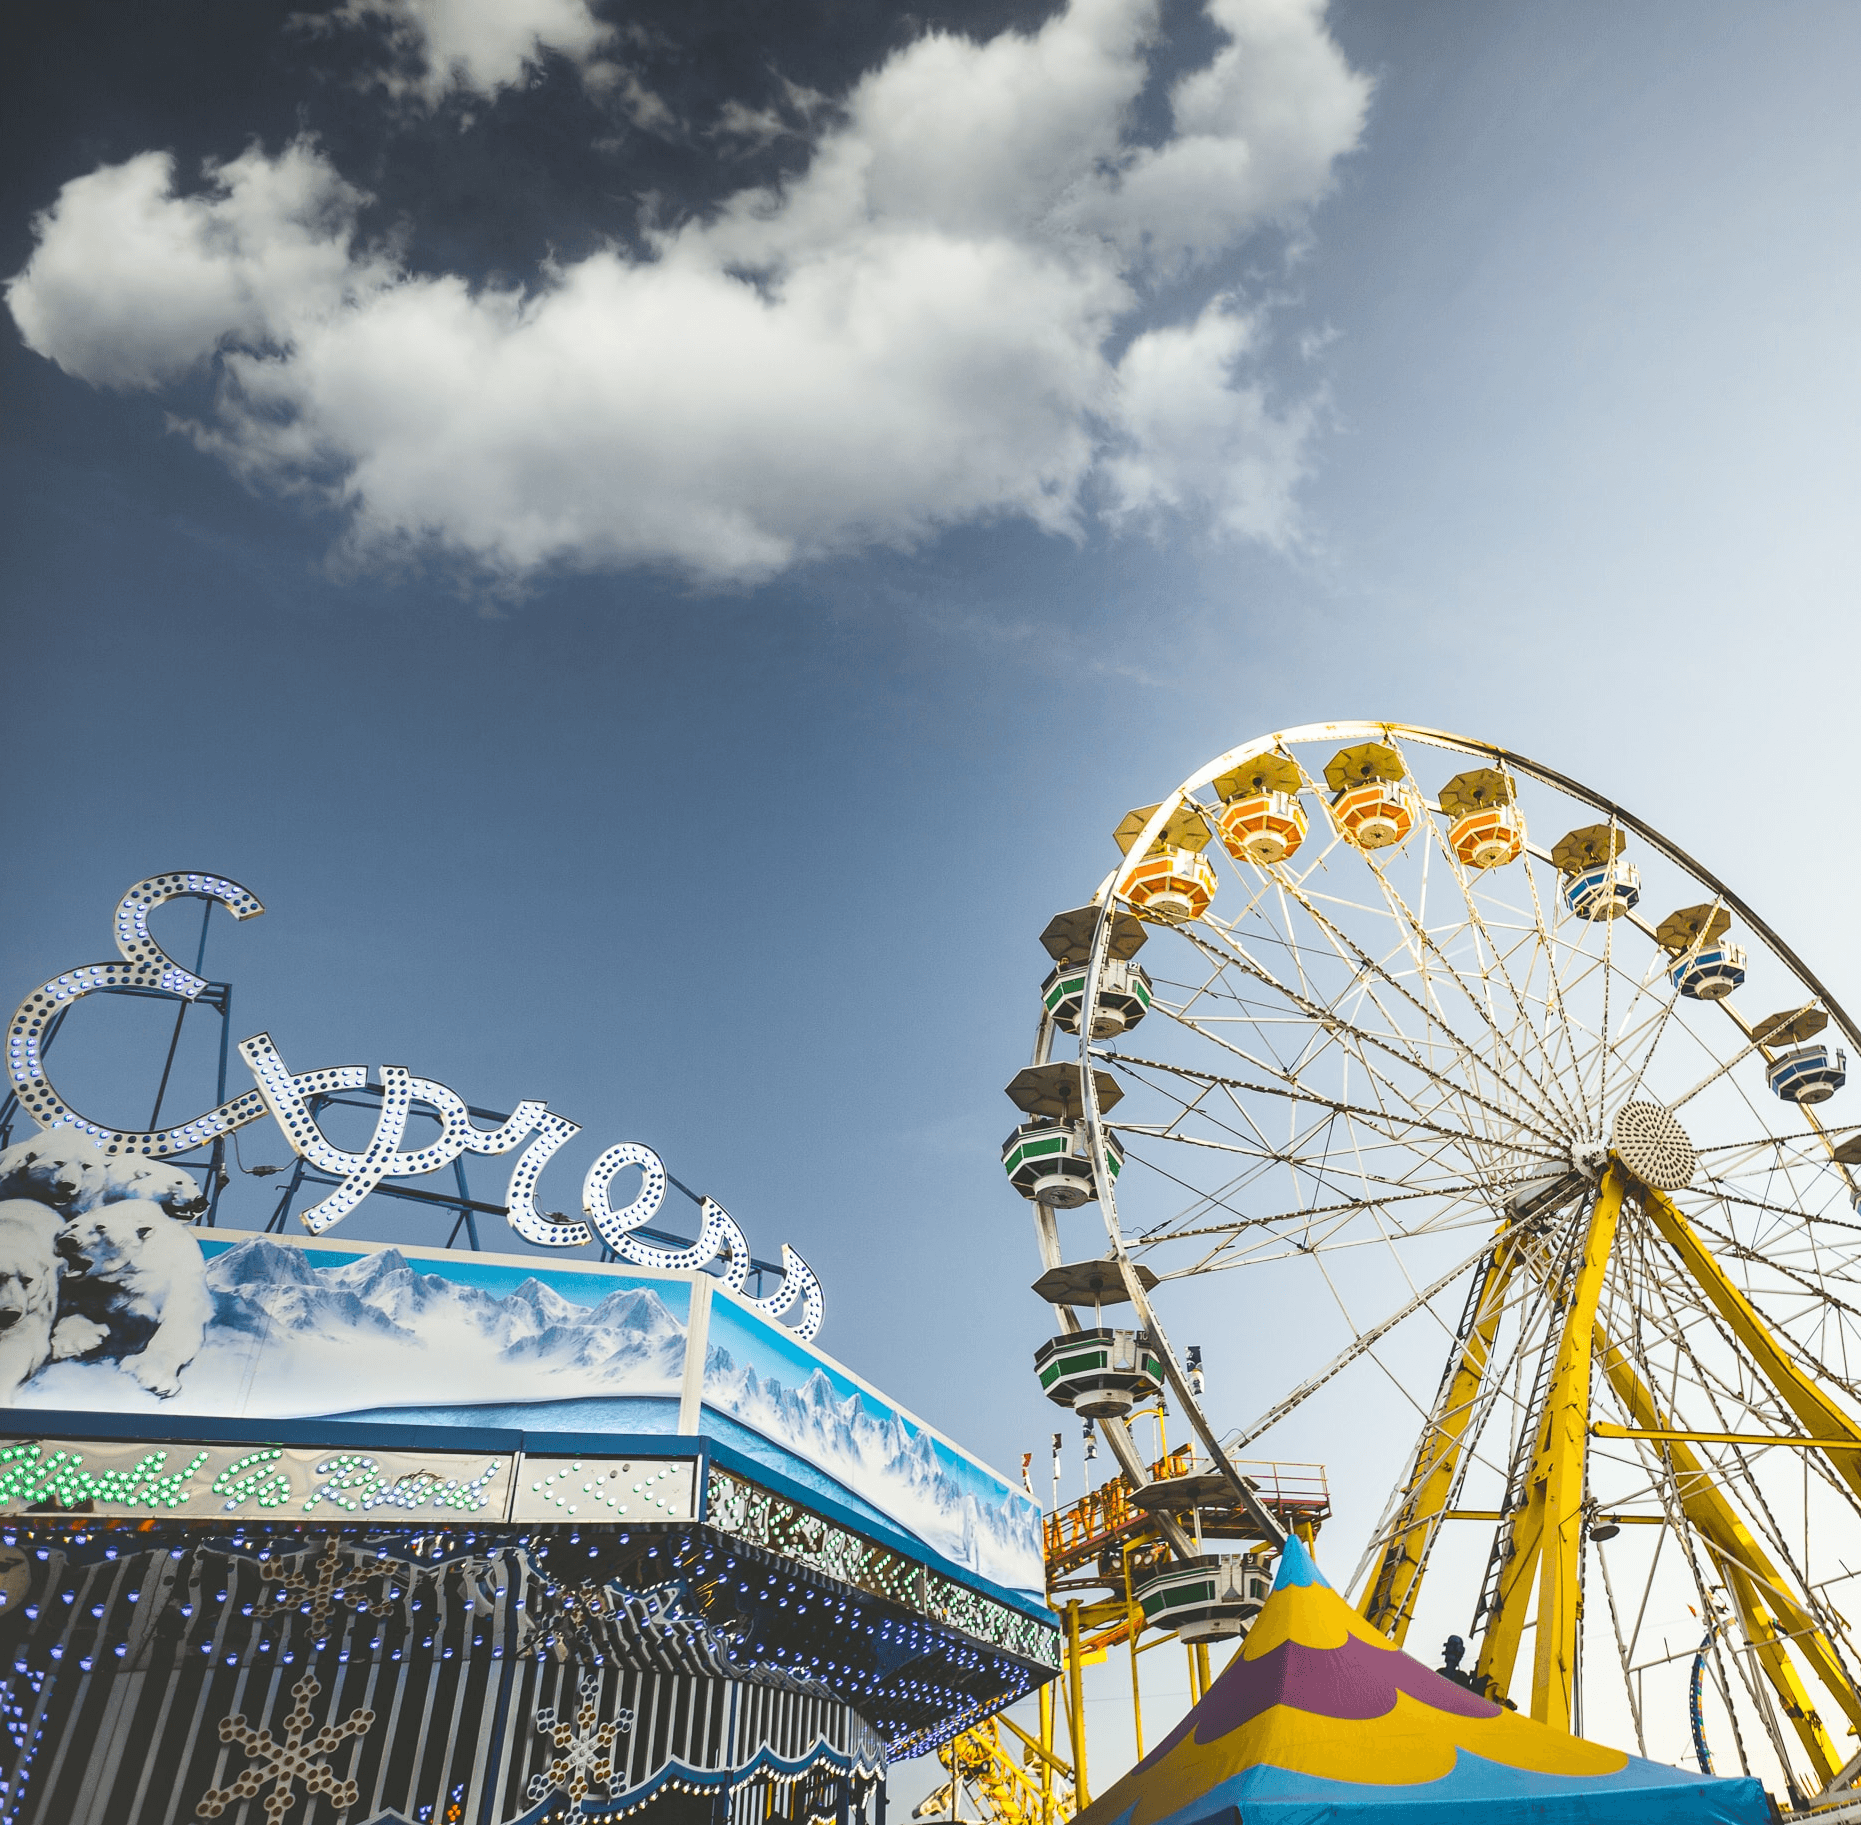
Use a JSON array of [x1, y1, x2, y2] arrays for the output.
[[1007, 720, 1861, 1805]]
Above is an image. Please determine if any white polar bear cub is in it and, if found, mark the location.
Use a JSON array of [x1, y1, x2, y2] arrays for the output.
[[0, 1201, 63, 1401], [89, 1158, 207, 1221], [54, 1200, 209, 1398], [0, 1132, 107, 1214]]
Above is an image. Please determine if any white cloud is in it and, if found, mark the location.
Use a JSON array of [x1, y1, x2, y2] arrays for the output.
[[4, 144, 388, 391], [319, 0, 620, 103], [6, 0, 1368, 584], [1105, 300, 1317, 542], [1071, 0, 1377, 268]]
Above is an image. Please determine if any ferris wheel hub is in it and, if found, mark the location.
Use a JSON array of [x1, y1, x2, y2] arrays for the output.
[[1610, 1100, 1697, 1192]]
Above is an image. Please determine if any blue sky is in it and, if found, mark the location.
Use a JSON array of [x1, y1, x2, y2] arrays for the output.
[[8, 0, 1861, 1795]]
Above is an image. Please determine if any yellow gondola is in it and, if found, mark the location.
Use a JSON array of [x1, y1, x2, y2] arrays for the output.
[[1211, 753, 1308, 866], [1323, 742, 1412, 850], [1114, 803, 1217, 923], [1439, 767, 1524, 869]]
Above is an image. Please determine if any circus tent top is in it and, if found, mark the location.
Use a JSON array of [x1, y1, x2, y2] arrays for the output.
[[1073, 1538, 1768, 1825]]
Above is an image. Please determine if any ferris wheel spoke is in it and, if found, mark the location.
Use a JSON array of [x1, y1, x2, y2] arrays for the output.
[[1603, 964, 1697, 1114], [1116, 1141, 1467, 1257], [1625, 1233, 1861, 1550], [1131, 1185, 1452, 1248], [1516, 845, 1596, 1121], [1107, 1059, 1450, 1191], [1335, 837, 1588, 1138], [1666, 1037, 1771, 1112], [1350, 1248, 1565, 1605], [1429, 881, 1593, 1142], [1627, 1283, 1849, 1635], [1263, 870, 1573, 1142], [1172, 923, 1563, 1152], [1103, 1049, 1560, 1165], [1165, 932, 1449, 1109], [1662, 1209, 1861, 1387], [1595, 839, 1630, 1121], [1118, 1012, 1337, 1132], [1113, 1124, 1465, 1216]]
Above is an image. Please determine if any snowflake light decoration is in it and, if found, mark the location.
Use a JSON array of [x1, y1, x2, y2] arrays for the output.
[[195, 1673, 375, 1822], [526, 1673, 632, 1807], [256, 1534, 397, 1644]]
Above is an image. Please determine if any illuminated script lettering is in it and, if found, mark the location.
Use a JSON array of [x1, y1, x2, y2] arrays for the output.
[[0, 1440, 209, 1511], [4, 873, 823, 1340], [304, 1455, 503, 1516]]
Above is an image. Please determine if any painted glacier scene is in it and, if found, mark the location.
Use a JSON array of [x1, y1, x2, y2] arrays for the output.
[[13, 1235, 691, 1427], [704, 1295, 1045, 1598], [6, 1230, 1043, 1597]]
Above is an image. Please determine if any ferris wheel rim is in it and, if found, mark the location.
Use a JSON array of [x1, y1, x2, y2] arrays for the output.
[[1071, 717, 1858, 1348], [1092, 719, 1861, 1060]]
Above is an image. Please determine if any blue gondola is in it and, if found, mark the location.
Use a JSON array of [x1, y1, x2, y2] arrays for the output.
[[1564, 860, 1641, 920], [1669, 943, 1746, 1001], [1768, 1044, 1847, 1106]]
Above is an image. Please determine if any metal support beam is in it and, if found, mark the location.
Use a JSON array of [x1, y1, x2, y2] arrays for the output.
[[1064, 1601, 1090, 1809], [1531, 1165, 1628, 1728], [1640, 1183, 1861, 1506], [995, 1714, 1069, 1782], [1035, 1686, 1055, 1825], [1594, 1321, 1858, 1778], [1362, 1232, 1517, 1643], [1596, 1423, 1861, 1450], [1474, 1169, 1627, 1720], [1718, 1554, 1840, 1792]]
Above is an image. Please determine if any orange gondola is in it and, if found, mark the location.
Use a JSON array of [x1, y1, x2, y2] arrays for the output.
[[1323, 742, 1413, 850], [1439, 767, 1524, 869], [1212, 753, 1308, 866], [1114, 802, 1218, 923]]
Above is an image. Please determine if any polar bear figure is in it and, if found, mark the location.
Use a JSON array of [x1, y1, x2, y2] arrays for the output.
[[89, 1158, 208, 1221], [53, 1201, 209, 1398], [0, 1132, 106, 1214], [0, 1201, 64, 1402]]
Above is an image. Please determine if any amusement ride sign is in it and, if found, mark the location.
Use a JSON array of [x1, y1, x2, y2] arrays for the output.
[[0, 873, 1050, 1825], [4, 872, 822, 1338]]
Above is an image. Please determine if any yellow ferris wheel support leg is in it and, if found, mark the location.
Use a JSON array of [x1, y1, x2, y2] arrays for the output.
[[1594, 1323, 1855, 1781], [1718, 1555, 1841, 1792], [1065, 1600, 1090, 1810], [1363, 1232, 1519, 1643], [1640, 1184, 1861, 1506], [1530, 1165, 1628, 1729], [1472, 1486, 1546, 1705], [1473, 1169, 1628, 1721], [1037, 1685, 1055, 1825]]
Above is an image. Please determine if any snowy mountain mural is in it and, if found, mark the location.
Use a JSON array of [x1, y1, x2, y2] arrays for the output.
[[15, 1236, 689, 1418], [10, 1230, 1044, 1598], [703, 1320, 1045, 1596]]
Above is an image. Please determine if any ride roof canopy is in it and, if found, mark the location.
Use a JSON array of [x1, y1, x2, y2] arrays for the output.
[[1073, 1536, 1770, 1825]]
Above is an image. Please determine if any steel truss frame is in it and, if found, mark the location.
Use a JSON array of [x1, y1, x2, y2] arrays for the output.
[[1021, 721, 1861, 1807]]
